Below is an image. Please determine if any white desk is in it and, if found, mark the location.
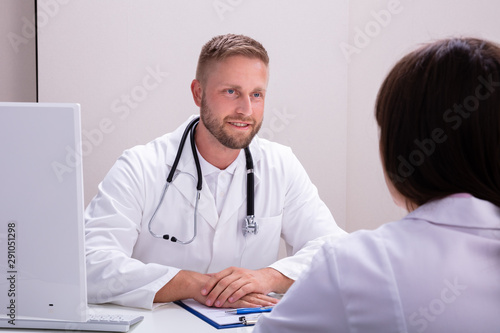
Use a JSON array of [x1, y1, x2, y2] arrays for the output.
[[2, 303, 255, 333]]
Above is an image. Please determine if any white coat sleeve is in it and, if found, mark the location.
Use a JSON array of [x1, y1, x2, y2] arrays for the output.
[[254, 242, 349, 332], [256, 230, 409, 333], [268, 150, 346, 280], [84, 149, 179, 309]]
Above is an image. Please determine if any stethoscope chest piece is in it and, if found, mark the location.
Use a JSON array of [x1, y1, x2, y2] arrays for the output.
[[243, 215, 258, 236]]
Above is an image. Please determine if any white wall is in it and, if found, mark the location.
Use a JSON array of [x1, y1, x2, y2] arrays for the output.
[[0, 0, 36, 102], [346, 0, 500, 231], [37, 0, 349, 228], [32, 0, 500, 232]]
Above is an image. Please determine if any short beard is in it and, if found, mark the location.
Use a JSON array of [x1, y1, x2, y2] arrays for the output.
[[200, 95, 262, 149]]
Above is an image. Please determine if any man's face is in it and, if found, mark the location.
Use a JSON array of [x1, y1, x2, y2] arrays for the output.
[[199, 55, 268, 149]]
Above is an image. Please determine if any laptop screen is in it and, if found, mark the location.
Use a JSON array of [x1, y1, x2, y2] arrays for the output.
[[0, 102, 87, 322]]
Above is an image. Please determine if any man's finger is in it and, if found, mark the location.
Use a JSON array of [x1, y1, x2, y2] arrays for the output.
[[205, 275, 244, 307], [201, 268, 235, 296], [223, 293, 279, 308]]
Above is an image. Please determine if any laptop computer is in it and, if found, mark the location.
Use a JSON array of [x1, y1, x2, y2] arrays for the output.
[[0, 102, 143, 331]]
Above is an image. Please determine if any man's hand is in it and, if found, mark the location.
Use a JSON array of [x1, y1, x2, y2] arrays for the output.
[[201, 267, 293, 307], [214, 293, 279, 308], [154, 270, 210, 303]]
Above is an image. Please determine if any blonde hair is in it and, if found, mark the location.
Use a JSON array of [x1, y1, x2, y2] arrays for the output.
[[195, 34, 269, 84]]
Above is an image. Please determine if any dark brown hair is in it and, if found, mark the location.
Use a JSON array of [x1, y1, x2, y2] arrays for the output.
[[195, 34, 269, 84], [376, 38, 500, 208]]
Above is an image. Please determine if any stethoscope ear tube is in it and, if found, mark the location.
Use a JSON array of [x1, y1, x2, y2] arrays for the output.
[[166, 117, 200, 184], [149, 117, 200, 243], [243, 146, 257, 235], [148, 181, 171, 239], [244, 147, 254, 216], [190, 121, 202, 191]]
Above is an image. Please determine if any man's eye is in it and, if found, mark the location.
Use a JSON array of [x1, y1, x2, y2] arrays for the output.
[[227, 89, 235, 94], [253, 93, 261, 98]]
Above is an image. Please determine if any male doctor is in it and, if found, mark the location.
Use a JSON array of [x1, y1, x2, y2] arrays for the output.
[[85, 34, 345, 310]]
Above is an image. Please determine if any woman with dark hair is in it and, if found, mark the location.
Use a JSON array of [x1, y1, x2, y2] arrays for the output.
[[254, 38, 500, 332]]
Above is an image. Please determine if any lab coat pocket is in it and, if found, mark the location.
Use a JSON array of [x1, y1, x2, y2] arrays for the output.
[[240, 213, 283, 269]]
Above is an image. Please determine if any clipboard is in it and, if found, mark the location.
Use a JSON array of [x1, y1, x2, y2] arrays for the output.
[[174, 299, 262, 329]]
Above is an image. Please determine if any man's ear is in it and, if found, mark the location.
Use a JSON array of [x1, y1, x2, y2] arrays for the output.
[[191, 79, 202, 107]]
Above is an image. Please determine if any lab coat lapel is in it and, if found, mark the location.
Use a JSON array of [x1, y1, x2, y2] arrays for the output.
[[165, 117, 218, 229], [169, 171, 218, 229], [196, 178, 219, 229], [218, 160, 246, 227]]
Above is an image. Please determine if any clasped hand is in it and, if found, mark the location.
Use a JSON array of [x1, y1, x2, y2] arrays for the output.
[[199, 267, 280, 308]]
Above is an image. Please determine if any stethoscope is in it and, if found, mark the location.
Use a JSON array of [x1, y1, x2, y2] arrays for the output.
[[148, 116, 258, 244]]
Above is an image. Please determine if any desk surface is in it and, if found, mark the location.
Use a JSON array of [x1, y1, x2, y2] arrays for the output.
[[2, 303, 255, 333]]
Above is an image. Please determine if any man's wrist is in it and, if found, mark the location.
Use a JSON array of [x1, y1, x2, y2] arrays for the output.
[[154, 270, 209, 303], [260, 267, 294, 294]]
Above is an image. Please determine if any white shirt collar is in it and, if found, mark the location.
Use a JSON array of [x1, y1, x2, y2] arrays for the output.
[[197, 147, 241, 177], [406, 194, 500, 230]]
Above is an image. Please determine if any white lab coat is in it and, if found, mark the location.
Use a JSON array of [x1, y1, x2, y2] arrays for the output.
[[254, 194, 500, 333], [85, 116, 345, 309]]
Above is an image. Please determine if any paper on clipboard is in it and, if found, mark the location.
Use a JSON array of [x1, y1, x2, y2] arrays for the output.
[[175, 299, 261, 329]]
